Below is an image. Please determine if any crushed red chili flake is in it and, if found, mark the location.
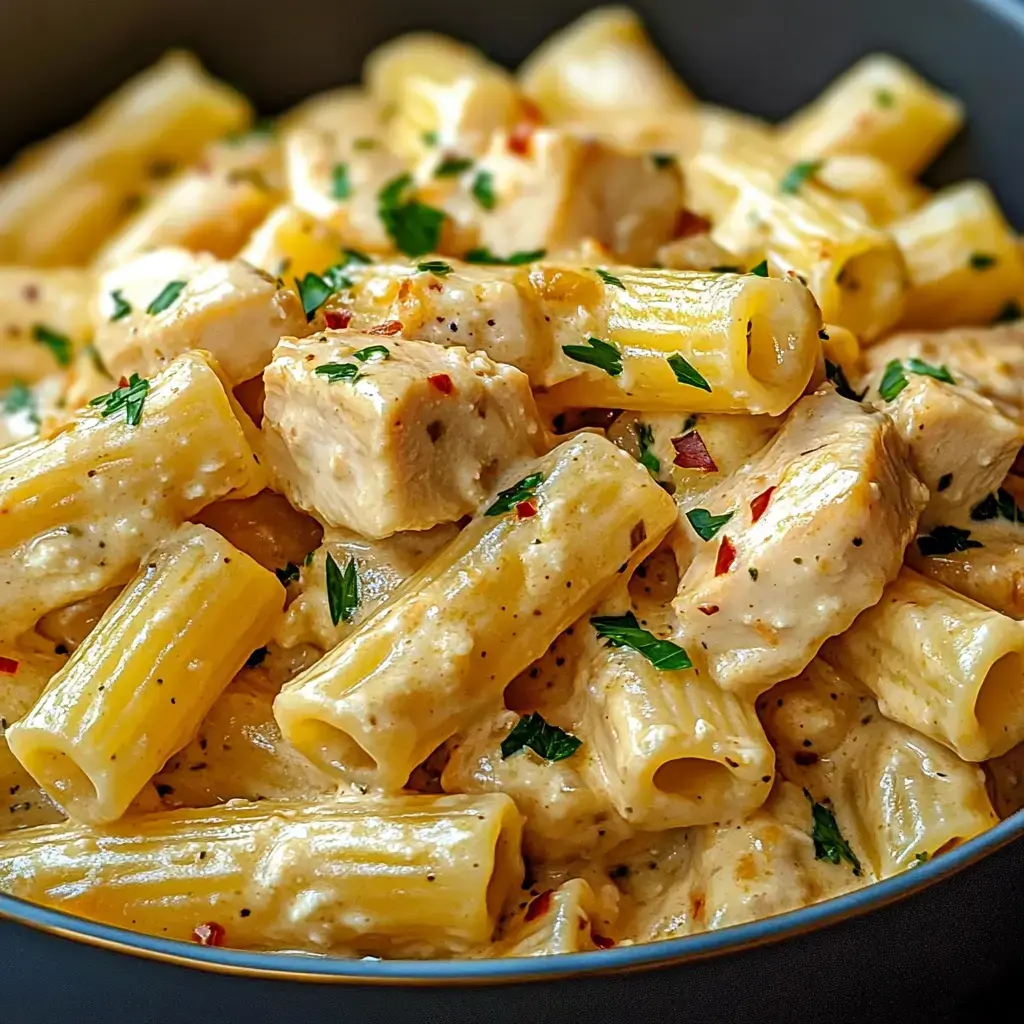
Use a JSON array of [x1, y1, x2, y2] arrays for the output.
[[516, 499, 538, 520], [525, 889, 553, 921], [428, 372, 454, 394], [367, 320, 403, 336], [192, 922, 226, 946], [674, 209, 712, 239], [0, 657, 18, 675], [398, 279, 412, 300], [715, 536, 736, 576], [508, 121, 536, 157], [672, 431, 718, 472], [698, 605, 720, 616], [592, 933, 616, 949], [750, 486, 776, 523], [118, 376, 129, 388], [325, 309, 352, 330]]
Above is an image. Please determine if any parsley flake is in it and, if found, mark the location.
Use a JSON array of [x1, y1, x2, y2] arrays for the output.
[[992, 300, 1022, 324], [590, 612, 692, 671], [417, 260, 453, 276], [825, 359, 867, 401], [2, 381, 38, 425], [651, 153, 677, 170], [145, 280, 187, 316], [471, 170, 497, 210], [109, 290, 132, 322], [422, 131, 439, 147], [435, 156, 474, 177], [969, 252, 997, 271], [464, 247, 546, 266], [294, 273, 333, 320], [780, 160, 824, 195], [595, 268, 626, 290], [806, 790, 862, 874], [970, 487, 1024, 524], [331, 163, 351, 200], [874, 88, 896, 108], [635, 422, 660, 475], [88, 372, 150, 426], [750, 259, 769, 277], [485, 473, 544, 516], [501, 712, 581, 762], [562, 336, 622, 377], [352, 345, 390, 363], [31, 324, 72, 367], [667, 353, 711, 392], [378, 174, 446, 257], [916, 525, 983, 557], [878, 358, 955, 401], [326, 552, 359, 626], [342, 248, 372, 266], [315, 362, 361, 384], [686, 507, 734, 541], [710, 264, 742, 273]]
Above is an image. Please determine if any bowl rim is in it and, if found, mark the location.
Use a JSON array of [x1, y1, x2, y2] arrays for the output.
[[3, 0, 1024, 989]]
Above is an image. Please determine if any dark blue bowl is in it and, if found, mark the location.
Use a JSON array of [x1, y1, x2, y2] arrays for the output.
[[2, 0, 1024, 1020]]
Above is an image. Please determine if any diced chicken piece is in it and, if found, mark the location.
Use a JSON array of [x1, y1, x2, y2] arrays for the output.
[[880, 375, 1023, 526], [0, 268, 93, 384], [276, 523, 459, 650], [92, 247, 308, 386], [262, 333, 548, 537], [862, 323, 1024, 421], [673, 389, 927, 696]]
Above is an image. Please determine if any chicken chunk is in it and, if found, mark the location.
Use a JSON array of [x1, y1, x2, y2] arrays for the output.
[[862, 323, 1024, 421], [673, 389, 927, 696], [880, 375, 1023, 527], [92, 247, 308, 386], [262, 333, 547, 537]]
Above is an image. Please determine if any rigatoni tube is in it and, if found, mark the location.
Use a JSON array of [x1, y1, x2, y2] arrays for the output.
[[0, 350, 265, 640], [6, 523, 284, 824], [274, 432, 677, 790], [0, 794, 523, 955], [821, 567, 1024, 761]]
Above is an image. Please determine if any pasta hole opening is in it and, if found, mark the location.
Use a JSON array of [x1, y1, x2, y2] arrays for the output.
[[20, 746, 100, 823], [975, 652, 1024, 750], [290, 718, 378, 779], [745, 313, 786, 387], [832, 248, 905, 342], [653, 758, 735, 802]]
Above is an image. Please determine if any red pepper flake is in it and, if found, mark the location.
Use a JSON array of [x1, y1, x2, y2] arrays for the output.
[[368, 320, 403, 336], [428, 281, 444, 292], [325, 309, 352, 330], [672, 431, 718, 472], [508, 121, 536, 157], [428, 373, 454, 394], [117, 376, 129, 388], [191, 922, 226, 946], [592, 933, 616, 949], [515, 499, 538, 520], [398, 279, 412, 300], [525, 889, 553, 921], [698, 605, 720, 616], [750, 486, 776, 523], [674, 209, 712, 239], [0, 657, 18, 675], [22, 284, 39, 303], [715, 536, 736, 576]]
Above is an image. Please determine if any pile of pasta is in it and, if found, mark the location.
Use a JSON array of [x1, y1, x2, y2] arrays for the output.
[[1, 5, 1023, 960]]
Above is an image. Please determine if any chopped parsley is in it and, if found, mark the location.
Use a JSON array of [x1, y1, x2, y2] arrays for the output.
[[710, 265, 742, 273], [417, 260, 452, 276], [825, 359, 866, 402], [470, 170, 497, 210], [32, 324, 72, 367], [667, 353, 711, 392], [596, 268, 626, 290], [109, 289, 132, 321], [561, 336, 623, 377], [970, 487, 1024, 524], [969, 252, 997, 271], [590, 612, 692, 671], [485, 473, 544, 516], [2, 381, 38, 424], [274, 562, 301, 585], [635, 422, 660, 475], [914, 851, 931, 865], [295, 272, 333, 320], [916, 525, 983, 557], [878, 357, 955, 401], [352, 345, 390, 363], [88, 372, 150, 426], [435, 156, 474, 177], [145, 280, 187, 316], [326, 552, 359, 626], [780, 160, 824, 195], [331, 163, 351, 200], [378, 173, 446, 257], [224, 118, 276, 145], [342, 248, 372, 266], [422, 131, 439, 147], [992, 300, 1022, 324], [748, 567, 759, 581], [750, 259, 769, 277], [464, 247, 546, 265], [314, 362, 361, 384], [501, 712, 581, 762], [651, 153, 677, 170], [686, 507, 734, 542], [874, 88, 896, 108], [806, 790, 862, 875]]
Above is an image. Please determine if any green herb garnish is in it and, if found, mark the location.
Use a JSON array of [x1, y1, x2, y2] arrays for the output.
[[667, 353, 711, 392], [806, 790, 862, 875], [145, 280, 187, 316], [874, 88, 896, 108], [750, 259, 769, 277], [878, 358, 955, 401], [916, 525, 983, 557], [435, 156, 473, 177], [780, 160, 824, 195], [378, 173, 446, 257], [314, 362, 361, 384], [651, 153, 677, 170], [331, 163, 351, 200], [352, 345, 390, 363], [471, 170, 497, 210], [88, 372, 149, 426], [417, 260, 453, 276], [2, 380, 38, 424], [32, 324, 72, 367], [596, 268, 625, 290], [295, 272, 333, 320], [825, 359, 866, 402], [710, 265, 742, 273], [501, 712, 581, 761], [485, 472, 543, 516], [970, 487, 1024, 524], [561, 336, 622, 377], [422, 131, 439, 147], [636, 422, 660, 476], [992, 300, 1022, 324], [969, 252, 997, 271], [326, 552, 359, 626], [590, 612, 692, 671], [463, 247, 546, 265], [109, 290, 132, 322], [685, 508, 734, 541]]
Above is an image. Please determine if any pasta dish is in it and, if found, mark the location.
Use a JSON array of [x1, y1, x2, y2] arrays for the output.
[[1, 5, 1023, 961]]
